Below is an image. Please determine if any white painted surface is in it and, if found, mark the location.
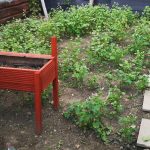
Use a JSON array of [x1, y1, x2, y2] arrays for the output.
[[89, 0, 94, 5], [40, 0, 48, 19]]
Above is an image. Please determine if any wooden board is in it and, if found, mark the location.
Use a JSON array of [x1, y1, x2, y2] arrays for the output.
[[0, 0, 29, 24]]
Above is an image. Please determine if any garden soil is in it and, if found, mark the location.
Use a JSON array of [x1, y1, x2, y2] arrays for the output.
[[0, 85, 145, 150], [0, 37, 146, 150]]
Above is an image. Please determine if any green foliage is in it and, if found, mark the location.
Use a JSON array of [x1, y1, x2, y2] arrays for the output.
[[106, 5, 135, 41], [107, 50, 148, 91], [64, 88, 123, 141], [143, 6, 150, 20], [135, 75, 148, 90], [0, 5, 149, 145], [128, 18, 150, 53], [59, 39, 88, 87], [0, 18, 49, 54], [119, 115, 137, 142], [39, 5, 110, 37], [88, 32, 125, 65], [106, 87, 123, 116], [42, 85, 52, 105], [29, 0, 41, 16], [86, 75, 99, 90], [64, 94, 110, 142]]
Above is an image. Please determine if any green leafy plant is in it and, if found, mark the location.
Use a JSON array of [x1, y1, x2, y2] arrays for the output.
[[64, 94, 110, 142], [29, 0, 41, 16], [59, 39, 88, 87], [106, 87, 123, 116], [143, 6, 150, 20], [86, 75, 99, 90], [42, 85, 52, 105], [88, 31, 125, 66], [0, 18, 48, 54], [119, 115, 137, 142]]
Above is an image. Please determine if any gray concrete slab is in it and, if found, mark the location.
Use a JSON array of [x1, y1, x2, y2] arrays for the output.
[[142, 90, 150, 112], [148, 75, 150, 88], [137, 119, 150, 148]]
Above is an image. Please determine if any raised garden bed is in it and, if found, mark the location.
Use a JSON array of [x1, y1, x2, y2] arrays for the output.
[[0, 37, 59, 134]]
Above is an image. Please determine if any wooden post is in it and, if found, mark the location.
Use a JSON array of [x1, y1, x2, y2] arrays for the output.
[[51, 37, 59, 110], [34, 71, 42, 134]]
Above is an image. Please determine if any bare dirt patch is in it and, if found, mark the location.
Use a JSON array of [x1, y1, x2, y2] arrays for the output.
[[0, 90, 120, 150], [0, 84, 145, 150]]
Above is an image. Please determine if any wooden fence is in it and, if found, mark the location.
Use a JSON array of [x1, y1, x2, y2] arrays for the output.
[[0, 0, 29, 24]]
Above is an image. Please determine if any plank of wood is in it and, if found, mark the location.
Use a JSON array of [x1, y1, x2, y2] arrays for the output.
[[0, 0, 28, 9], [0, 0, 29, 24], [0, 2, 29, 19], [0, 11, 29, 24]]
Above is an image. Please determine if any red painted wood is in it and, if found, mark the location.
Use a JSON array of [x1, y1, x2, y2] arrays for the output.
[[40, 60, 55, 90], [0, 51, 51, 59], [0, 37, 59, 134], [51, 37, 59, 110], [34, 72, 42, 135], [0, 67, 34, 91]]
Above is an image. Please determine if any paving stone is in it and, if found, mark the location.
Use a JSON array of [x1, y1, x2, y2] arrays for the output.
[[148, 75, 150, 87], [142, 90, 150, 112], [137, 119, 150, 148]]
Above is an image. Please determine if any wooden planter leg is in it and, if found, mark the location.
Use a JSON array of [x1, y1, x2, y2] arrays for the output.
[[53, 78, 59, 110], [34, 72, 42, 134], [51, 37, 59, 110]]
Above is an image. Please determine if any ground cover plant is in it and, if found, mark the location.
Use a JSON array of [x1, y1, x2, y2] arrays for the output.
[[0, 4, 150, 149]]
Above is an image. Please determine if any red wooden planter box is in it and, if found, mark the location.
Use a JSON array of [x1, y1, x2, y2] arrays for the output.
[[0, 37, 59, 134]]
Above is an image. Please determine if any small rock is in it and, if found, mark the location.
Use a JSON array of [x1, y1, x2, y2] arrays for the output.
[[75, 144, 80, 149], [44, 140, 48, 145], [20, 131, 25, 134], [27, 112, 32, 115], [126, 144, 130, 148]]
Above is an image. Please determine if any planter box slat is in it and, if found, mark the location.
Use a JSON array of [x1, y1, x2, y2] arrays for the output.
[[0, 82, 34, 92], [40, 60, 56, 90], [0, 69, 34, 86], [0, 51, 51, 59]]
